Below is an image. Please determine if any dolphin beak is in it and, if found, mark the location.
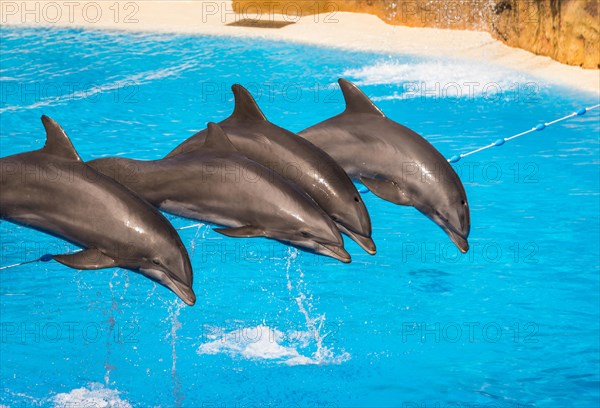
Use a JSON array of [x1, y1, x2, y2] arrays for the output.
[[318, 242, 352, 263], [435, 219, 469, 254], [447, 230, 469, 254], [163, 275, 196, 306], [335, 223, 376, 255], [419, 208, 470, 254], [139, 266, 196, 306]]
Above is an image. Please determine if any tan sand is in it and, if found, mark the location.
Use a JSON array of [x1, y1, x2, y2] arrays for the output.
[[1, 0, 598, 95]]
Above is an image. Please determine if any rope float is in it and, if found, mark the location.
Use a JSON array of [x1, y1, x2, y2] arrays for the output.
[[1, 105, 598, 270], [448, 104, 600, 163], [0, 254, 54, 271]]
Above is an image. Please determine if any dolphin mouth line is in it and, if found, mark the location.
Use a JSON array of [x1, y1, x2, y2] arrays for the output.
[[445, 228, 469, 254], [436, 215, 469, 253], [432, 213, 469, 254], [317, 242, 351, 263], [335, 223, 376, 255], [170, 279, 196, 306], [414, 203, 469, 254], [144, 268, 196, 306]]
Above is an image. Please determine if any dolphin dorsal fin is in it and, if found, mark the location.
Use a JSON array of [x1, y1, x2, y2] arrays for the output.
[[203, 123, 238, 152], [339, 78, 385, 117], [40, 115, 81, 161], [230, 84, 267, 121]]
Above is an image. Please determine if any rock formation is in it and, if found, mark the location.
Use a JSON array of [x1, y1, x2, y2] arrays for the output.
[[233, 0, 599, 69]]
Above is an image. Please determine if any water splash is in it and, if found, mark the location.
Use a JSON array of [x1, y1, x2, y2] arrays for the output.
[[284, 248, 350, 365], [382, 0, 499, 31], [0, 390, 43, 407], [187, 223, 211, 259], [343, 59, 537, 100], [103, 269, 126, 387], [166, 300, 185, 408], [51, 383, 131, 408], [197, 249, 350, 366], [198, 324, 316, 365]]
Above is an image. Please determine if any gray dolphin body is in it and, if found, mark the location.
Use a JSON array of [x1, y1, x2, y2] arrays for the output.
[[165, 85, 375, 255], [0, 116, 196, 305], [88, 123, 350, 263], [300, 79, 470, 252]]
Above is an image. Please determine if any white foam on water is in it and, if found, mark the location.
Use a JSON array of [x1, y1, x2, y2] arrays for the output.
[[199, 324, 303, 362], [51, 383, 131, 408], [197, 248, 350, 366], [0, 60, 200, 114], [2, 391, 45, 406], [197, 324, 347, 366], [342, 59, 538, 100]]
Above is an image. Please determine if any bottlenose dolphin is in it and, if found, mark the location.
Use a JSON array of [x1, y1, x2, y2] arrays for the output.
[[300, 79, 470, 253], [0, 116, 196, 305], [165, 85, 375, 255], [88, 123, 351, 263]]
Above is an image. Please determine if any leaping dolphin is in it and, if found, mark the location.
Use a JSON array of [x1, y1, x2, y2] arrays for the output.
[[165, 84, 376, 255], [0, 116, 196, 305], [88, 123, 351, 263], [300, 79, 470, 253]]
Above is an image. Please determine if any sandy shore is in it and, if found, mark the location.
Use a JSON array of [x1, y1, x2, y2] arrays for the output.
[[1, 0, 598, 95]]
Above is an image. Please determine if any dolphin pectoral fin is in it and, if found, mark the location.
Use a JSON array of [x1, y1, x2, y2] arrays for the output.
[[359, 176, 411, 206], [53, 248, 117, 270], [213, 226, 264, 238]]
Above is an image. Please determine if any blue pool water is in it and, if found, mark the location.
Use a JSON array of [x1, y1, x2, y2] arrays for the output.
[[1, 27, 599, 408]]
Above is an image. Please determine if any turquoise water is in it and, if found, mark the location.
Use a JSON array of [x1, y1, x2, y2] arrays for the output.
[[1, 28, 599, 408]]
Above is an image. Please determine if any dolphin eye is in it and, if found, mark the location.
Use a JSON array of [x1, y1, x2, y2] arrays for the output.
[[152, 259, 161, 266], [354, 196, 359, 202], [461, 200, 467, 206], [300, 231, 310, 238]]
